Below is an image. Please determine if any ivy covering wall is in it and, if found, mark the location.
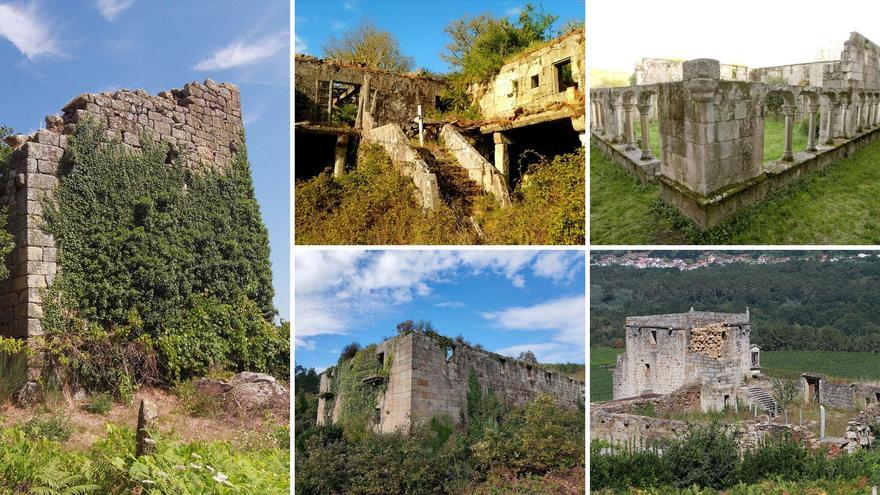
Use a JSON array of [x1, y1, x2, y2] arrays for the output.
[[39, 120, 286, 390]]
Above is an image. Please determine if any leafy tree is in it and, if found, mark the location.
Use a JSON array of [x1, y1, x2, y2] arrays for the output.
[[764, 76, 789, 119], [323, 20, 414, 72], [441, 3, 558, 82], [664, 423, 739, 490], [517, 350, 538, 363], [338, 342, 361, 364], [771, 377, 800, 423], [0, 125, 13, 165]]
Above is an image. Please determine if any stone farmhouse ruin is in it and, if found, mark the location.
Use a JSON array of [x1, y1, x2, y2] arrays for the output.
[[597, 308, 880, 453], [1, 80, 243, 381], [316, 331, 585, 434], [612, 309, 758, 412], [295, 30, 585, 211], [591, 32, 880, 228]]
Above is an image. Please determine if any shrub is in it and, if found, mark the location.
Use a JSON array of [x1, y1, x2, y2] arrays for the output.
[[472, 394, 584, 476], [21, 414, 72, 442], [82, 392, 114, 415], [0, 337, 28, 405], [475, 148, 585, 244], [158, 294, 288, 382], [175, 379, 223, 418], [664, 423, 739, 489], [295, 144, 477, 245], [589, 441, 673, 491], [739, 431, 811, 483], [339, 342, 361, 364]]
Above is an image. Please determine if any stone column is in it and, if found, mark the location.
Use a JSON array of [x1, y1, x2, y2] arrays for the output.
[[596, 100, 605, 134], [333, 133, 348, 176], [623, 103, 636, 150], [782, 104, 796, 161], [612, 102, 624, 142], [856, 101, 863, 132], [840, 103, 849, 139], [807, 104, 819, 152], [494, 132, 510, 178], [825, 102, 837, 144], [637, 103, 653, 161]]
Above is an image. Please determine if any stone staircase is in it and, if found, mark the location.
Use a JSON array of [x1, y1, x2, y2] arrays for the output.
[[748, 384, 780, 416], [416, 146, 485, 216]]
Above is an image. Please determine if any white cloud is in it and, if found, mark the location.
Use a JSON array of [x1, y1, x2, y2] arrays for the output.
[[506, 6, 522, 17], [95, 0, 134, 21], [342, 0, 359, 12], [533, 251, 583, 282], [482, 295, 586, 359], [331, 20, 346, 31], [194, 33, 287, 71], [294, 250, 583, 347], [436, 301, 465, 308], [294, 34, 307, 54], [0, 3, 59, 60]]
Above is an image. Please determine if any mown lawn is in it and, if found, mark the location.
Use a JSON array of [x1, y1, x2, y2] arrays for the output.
[[591, 120, 880, 245], [590, 347, 880, 403]]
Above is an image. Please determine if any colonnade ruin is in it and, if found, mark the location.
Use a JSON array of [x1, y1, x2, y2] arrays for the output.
[[591, 32, 880, 228]]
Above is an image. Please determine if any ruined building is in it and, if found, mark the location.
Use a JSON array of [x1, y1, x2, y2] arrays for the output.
[[1, 80, 243, 379], [294, 30, 584, 210], [612, 309, 759, 412], [592, 32, 880, 227], [316, 332, 585, 434]]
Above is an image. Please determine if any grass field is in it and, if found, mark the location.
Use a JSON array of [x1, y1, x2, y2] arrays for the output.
[[590, 348, 880, 403], [591, 119, 880, 245]]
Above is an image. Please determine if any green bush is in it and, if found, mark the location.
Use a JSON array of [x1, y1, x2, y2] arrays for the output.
[[295, 144, 476, 245], [82, 392, 114, 415], [472, 394, 584, 476], [0, 337, 28, 405], [663, 423, 739, 490], [475, 148, 585, 245], [20, 414, 72, 442]]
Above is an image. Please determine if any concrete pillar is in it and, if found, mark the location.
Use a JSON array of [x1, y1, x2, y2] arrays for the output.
[[333, 133, 349, 176], [782, 104, 796, 161], [637, 103, 653, 161], [807, 104, 819, 152], [493, 132, 510, 177], [820, 405, 826, 439], [623, 103, 636, 150]]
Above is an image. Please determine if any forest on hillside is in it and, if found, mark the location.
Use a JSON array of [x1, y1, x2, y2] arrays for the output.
[[590, 257, 880, 352]]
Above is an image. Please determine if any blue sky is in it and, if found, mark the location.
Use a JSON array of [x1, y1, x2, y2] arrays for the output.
[[295, 250, 586, 371], [295, 0, 585, 73], [0, 0, 290, 320]]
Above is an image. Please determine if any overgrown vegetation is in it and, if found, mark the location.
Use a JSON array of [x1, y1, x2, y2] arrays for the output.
[[591, 427, 880, 493], [34, 119, 286, 399], [296, 144, 584, 244], [0, 424, 289, 494], [295, 371, 585, 495], [474, 148, 585, 244], [323, 20, 415, 72], [439, 2, 572, 114]]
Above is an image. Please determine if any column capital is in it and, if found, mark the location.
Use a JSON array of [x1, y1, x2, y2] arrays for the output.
[[637, 103, 652, 115], [808, 104, 820, 113], [622, 102, 635, 110], [782, 104, 797, 116]]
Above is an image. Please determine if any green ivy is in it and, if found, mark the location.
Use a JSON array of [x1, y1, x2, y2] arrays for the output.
[[40, 119, 282, 388], [330, 345, 392, 439]]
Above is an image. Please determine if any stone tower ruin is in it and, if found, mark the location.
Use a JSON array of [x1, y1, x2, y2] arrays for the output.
[[612, 309, 759, 412], [0, 80, 243, 376], [317, 332, 585, 434]]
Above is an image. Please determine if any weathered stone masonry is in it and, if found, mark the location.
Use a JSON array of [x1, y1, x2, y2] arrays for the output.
[[0, 80, 243, 369], [317, 332, 585, 433], [592, 32, 880, 228], [612, 310, 756, 412]]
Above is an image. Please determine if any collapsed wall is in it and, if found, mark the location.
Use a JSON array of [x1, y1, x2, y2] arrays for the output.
[[0, 80, 243, 354], [317, 332, 584, 434], [612, 310, 753, 412], [294, 55, 446, 129]]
